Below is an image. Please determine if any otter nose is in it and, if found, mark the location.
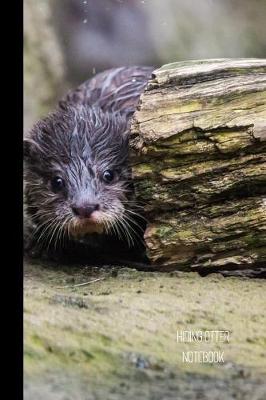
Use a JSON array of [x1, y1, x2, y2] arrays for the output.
[[72, 203, 99, 218]]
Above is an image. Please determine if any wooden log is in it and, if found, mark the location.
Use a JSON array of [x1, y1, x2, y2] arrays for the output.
[[130, 59, 266, 271]]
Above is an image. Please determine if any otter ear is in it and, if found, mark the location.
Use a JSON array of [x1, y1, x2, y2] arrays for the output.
[[23, 138, 41, 163]]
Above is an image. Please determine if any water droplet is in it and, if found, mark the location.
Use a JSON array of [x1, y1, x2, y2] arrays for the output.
[[83, 0, 87, 4], [132, 78, 136, 82], [83, 19, 88, 24]]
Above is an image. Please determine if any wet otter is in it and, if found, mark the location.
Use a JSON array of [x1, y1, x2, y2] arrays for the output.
[[24, 66, 153, 259]]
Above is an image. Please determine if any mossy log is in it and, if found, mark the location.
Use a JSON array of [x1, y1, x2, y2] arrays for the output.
[[130, 59, 266, 271]]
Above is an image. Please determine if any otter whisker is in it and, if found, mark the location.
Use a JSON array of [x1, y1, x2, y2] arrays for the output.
[[57, 216, 70, 250], [102, 208, 124, 241], [124, 208, 148, 223], [45, 220, 60, 250], [66, 216, 73, 241], [115, 217, 135, 248], [113, 219, 125, 243], [60, 215, 72, 247], [104, 211, 122, 240], [48, 216, 68, 251], [35, 218, 59, 247], [32, 215, 55, 238], [123, 212, 145, 232], [120, 214, 145, 247], [24, 66, 154, 256], [53, 218, 66, 251], [30, 209, 55, 220]]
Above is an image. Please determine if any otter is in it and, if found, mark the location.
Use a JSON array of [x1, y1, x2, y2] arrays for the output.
[[24, 66, 154, 260]]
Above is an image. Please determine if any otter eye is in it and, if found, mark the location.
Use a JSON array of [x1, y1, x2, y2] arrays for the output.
[[102, 169, 114, 183], [51, 176, 65, 192]]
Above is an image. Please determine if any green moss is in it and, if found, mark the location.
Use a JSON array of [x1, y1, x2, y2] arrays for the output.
[[133, 163, 154, 178], [24, 261, 266, 398]]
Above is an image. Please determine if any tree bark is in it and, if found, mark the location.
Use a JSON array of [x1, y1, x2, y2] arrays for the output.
[[130, 59, 266, 271]]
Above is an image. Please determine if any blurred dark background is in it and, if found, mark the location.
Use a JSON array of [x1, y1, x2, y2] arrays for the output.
[[52, 0, 266, 85], [24, 0, 266, 132]]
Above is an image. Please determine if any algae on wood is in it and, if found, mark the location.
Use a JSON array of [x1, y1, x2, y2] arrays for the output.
[[130, 59, 266, 270]]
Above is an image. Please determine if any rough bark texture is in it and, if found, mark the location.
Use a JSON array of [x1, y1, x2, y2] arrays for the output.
[[130, 59, 266, 271]]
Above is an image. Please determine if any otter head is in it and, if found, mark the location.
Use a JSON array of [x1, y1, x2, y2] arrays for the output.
[[24, 104, 135, 247]]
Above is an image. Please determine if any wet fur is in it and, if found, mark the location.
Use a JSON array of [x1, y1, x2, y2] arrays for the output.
[[24, 66, 153, 256]]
